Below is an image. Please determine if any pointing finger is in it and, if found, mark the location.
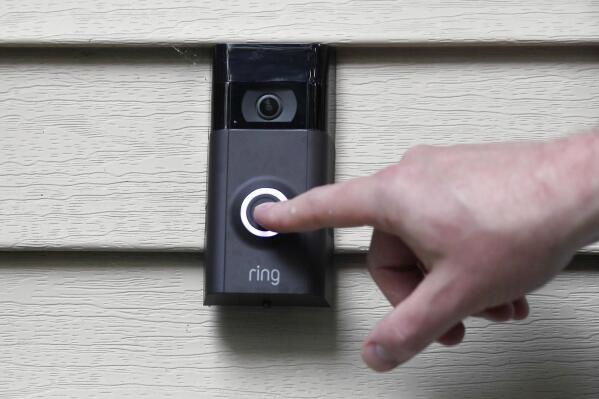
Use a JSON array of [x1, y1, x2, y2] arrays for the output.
[[254, 175, 385, 232]]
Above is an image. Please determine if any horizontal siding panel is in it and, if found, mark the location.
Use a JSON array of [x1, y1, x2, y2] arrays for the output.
[[0, 1, 598, 46], [0, 47, 598, 251], [0, 253, 598, 398]]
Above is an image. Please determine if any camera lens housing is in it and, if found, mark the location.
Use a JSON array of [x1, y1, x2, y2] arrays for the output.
[[256, 94, 282, 120], [240, 89, 297, 124]]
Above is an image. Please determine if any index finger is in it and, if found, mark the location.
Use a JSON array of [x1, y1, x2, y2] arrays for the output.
[[253, 175, 384, 232]]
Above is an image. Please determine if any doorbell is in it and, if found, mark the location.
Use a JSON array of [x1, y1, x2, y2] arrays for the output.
[[204, 44, 335, 306]]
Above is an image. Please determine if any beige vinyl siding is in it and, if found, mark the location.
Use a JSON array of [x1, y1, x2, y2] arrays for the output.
[[0, 1, 597, 46], [1, 253, 598, 398], [1, 47, 597, 251], [1, 3, 599, 397]]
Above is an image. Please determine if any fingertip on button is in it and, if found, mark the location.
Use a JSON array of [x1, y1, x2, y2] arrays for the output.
[[253, 202, 274, 220], [240, 187, 287, 238]]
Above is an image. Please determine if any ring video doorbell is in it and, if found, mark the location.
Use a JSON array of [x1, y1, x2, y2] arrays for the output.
[[204, 44, 335, 306]]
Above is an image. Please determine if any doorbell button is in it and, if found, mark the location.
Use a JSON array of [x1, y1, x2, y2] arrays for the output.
[[240, 187, 287, 237], [247, 196, 276, 231]]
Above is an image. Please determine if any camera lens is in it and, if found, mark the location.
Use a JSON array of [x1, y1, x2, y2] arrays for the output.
[[256, 94, 282, 120]]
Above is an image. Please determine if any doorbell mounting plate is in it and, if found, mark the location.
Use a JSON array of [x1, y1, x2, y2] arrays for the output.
[[204, 43, 335, 307]]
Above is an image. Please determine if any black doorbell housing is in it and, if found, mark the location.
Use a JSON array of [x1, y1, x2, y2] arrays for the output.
[[204, 44, 335, 306]]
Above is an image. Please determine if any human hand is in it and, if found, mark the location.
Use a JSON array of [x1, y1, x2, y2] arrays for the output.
[[254, 134, 599, 371]]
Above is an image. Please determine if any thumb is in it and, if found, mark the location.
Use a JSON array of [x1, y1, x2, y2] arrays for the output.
[[362, 266, 474, 371]]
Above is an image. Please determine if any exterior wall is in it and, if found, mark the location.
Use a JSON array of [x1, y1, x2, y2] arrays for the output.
[[1, 2, 598, 397], [1, 48, 598, 251], [1, 253, 598, 398], [1, 1, 597, 45]]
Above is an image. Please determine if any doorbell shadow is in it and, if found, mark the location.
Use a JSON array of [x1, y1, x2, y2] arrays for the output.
[[214, 289, 338, 356]]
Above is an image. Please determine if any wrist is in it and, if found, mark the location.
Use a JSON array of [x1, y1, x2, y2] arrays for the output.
[[545, 130, 599, 250]]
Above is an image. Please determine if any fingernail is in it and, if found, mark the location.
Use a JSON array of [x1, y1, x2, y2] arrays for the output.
[[373, 344, 397, 364], [363, 343, 399, 372]]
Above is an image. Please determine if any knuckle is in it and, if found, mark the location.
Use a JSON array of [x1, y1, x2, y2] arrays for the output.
[[436, 272, 479, 316], [400, 144, 445, 176], [376, 162, 402, 179], [273, 211, 292, 231], [368, 167, 405, 231], [295, 193, 329, 228], [373, 164, 402, 192], [275, 200, 302, 230], [386, 313, 428, 355], [402, 144, 436, 163]]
